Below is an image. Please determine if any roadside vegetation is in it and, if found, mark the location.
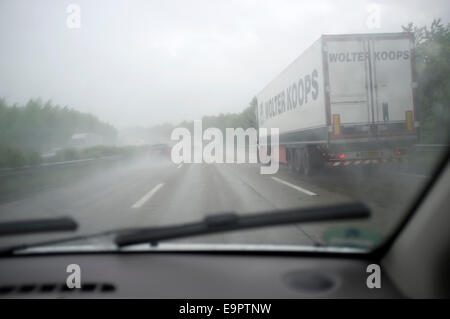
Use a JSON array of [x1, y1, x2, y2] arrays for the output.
[[0, 145, 42, 168], [0, 98, 153, 169], [0, 98, 117, 151], [178, 97, 258, 133], [403, 19, 450, 144]]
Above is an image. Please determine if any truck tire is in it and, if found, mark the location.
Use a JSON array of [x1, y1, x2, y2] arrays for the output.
[[288, 148, 299, 173], [286, 148, 291, 167], [301, 147, 312, 176], [287, 148, 298, 172], [295, 149, 302, 173]]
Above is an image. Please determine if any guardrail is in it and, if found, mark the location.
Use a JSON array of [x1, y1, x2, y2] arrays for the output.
[[0, 155, 123, 177], [413, 144, 449, 152]]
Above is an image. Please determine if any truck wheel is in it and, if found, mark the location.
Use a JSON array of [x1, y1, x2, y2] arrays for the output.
[[301, 148, 312, 176], [292, 149, 302, 173], [286, 149, 291, 168], [287, 149, 297, 172]]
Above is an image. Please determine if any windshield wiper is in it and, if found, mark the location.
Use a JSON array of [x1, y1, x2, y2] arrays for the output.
[[0, 203, 369, 256], [0, 217, 77, 236], [115, 202, 370, 247]]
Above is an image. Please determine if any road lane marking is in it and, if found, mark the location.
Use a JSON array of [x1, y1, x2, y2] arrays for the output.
[[389, 171, 429, 179], [177, 164, 183, 169], [271, 177, 318, 196], [131, 183, 164, 209]]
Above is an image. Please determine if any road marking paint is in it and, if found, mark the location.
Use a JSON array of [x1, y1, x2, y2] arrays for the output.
[[131, 183, 164, 209], [390, 172, 429, 179], [271, 177, 318, 196], [177, 164, 183, 169]]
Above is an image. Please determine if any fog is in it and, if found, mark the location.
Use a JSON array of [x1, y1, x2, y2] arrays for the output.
[[0, 0, 449, 129]]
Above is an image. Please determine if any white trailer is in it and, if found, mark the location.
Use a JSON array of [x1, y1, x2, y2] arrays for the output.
[[257, 32, 418, 174]]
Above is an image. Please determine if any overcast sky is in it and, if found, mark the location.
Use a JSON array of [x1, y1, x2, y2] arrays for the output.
[[0, 0, 449, 129]]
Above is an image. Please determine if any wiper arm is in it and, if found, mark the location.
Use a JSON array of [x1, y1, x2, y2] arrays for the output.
[[115, 202, 370, 247], [0, 217, 77, 236]]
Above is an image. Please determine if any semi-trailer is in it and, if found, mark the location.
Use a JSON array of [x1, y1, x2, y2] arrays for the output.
[[257, 32, 418, 175]]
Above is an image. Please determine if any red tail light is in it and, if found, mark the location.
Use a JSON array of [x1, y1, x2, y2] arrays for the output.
[[395, 151, 401, 155], [331, 154, 346, 159]]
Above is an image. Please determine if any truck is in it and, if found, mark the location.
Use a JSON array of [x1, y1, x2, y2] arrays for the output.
[[257, 32, 419, 175]]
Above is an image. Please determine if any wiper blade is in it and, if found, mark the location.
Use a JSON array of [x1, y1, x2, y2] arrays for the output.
[[0, 217, 77, 236], [116, 202, 370, 247]]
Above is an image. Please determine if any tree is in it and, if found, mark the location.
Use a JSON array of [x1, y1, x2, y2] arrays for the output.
[[0, 98, 118, 152], [403, 19, 450, 143]]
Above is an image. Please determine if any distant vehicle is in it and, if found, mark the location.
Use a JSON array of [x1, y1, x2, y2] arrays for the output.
[[148, 143, 171, 157], [257, 32, 418, 175], [69, 133, 103, 148]]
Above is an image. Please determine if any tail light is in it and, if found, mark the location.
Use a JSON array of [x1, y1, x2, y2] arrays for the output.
[[330, 154, 346, 159]]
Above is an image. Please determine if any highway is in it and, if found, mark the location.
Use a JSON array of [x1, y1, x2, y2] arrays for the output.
[[0, 155, 430, 250]]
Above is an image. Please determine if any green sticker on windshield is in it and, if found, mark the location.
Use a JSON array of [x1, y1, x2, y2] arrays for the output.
[[323, 227, 382, 249]]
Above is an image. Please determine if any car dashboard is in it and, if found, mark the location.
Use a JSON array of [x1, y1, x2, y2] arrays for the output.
[[0, 249, 403, 298]]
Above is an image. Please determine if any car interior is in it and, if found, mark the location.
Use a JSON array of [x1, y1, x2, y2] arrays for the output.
[[1, 1, 449, 303]]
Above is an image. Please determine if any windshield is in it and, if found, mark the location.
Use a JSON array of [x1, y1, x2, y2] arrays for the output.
[[0, 0, 449, 253]]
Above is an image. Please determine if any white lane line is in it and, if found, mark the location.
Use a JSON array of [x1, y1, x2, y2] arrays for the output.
[[131, 183, 164, 209], [177, 164, 183, 169], [271, 177, 318, 196], [390, 171, 429, 179]]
